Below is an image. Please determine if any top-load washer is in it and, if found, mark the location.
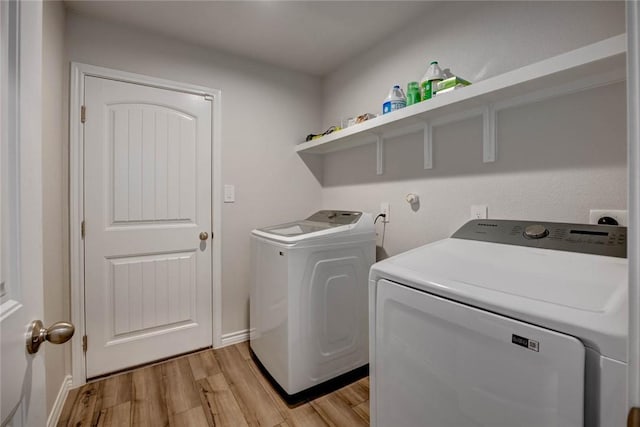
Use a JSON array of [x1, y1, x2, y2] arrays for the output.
[[250, 210, 375, 401], [369, 219, 627, 427]]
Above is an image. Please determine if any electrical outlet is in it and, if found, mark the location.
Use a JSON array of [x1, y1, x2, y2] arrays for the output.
[[589, 209, 627, 226], [380, 202, 390, 223], [471, 205, 488, 220]]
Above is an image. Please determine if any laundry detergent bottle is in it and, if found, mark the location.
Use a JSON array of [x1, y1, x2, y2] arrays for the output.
[[420, 61, 443, 101], [382, 85, 406, 114]]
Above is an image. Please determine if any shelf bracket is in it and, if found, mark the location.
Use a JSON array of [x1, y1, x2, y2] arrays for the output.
[[483, 105, 496, 163], [423, 122, 433, 170], [376, 135, 384, 175]]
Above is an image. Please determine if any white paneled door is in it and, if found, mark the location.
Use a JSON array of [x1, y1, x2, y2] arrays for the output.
[[1, 1, 47, 425], [83, 76, 213, 378]]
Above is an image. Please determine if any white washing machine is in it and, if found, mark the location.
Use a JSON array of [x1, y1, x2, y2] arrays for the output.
[[369, 219, 627, 427], [250, 210, 375, 400]]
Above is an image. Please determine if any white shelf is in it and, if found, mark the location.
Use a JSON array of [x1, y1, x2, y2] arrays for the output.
[[296, 34, 626, 174]]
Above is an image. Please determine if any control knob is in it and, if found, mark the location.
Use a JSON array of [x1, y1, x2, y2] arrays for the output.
[[524, 224, 549, 239]]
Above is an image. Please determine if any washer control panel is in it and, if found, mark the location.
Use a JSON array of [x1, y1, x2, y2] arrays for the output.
[[306, 210, 362, 225], [452, 219, 627, 258]]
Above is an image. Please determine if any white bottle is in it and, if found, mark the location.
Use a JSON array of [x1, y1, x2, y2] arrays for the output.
[[382, 85, 406, 114], [420, 61, 444, 101], [441, 68, 454, 79]]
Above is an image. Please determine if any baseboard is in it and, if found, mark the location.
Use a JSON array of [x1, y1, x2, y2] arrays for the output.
[[219, 329, 249, 347], [47, 374, 73, 427]]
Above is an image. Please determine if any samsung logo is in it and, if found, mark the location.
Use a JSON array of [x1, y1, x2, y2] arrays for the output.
[[512, 334, 539, 352]]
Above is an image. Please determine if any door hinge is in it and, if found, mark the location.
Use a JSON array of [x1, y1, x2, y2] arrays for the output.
[[81, 221, 85, 239], [81, 105, 86, 123], [82, 335, 88, 353]]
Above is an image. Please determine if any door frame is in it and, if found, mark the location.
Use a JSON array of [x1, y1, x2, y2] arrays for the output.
[[69, 62, 223, 385], [628, 0, 640, 419]]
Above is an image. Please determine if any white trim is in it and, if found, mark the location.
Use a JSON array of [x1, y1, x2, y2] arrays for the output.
[[69, 62, 84, 387], [69, 62, 223, 385], [482, 105, 496, 163], [212, 83, 223, 349], [72, 63, 219, 97], [46, 375, 72, 427], [627, 0, 640, 413], [219, 329, 249, 348], [423, 123, 432, 170], [376, 135, 384, 176]]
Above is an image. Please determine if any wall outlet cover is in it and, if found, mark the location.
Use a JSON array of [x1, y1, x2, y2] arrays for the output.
[[380, 202, 390, 223], [471, 205, 488, 220], [589, 209, 627, 226]]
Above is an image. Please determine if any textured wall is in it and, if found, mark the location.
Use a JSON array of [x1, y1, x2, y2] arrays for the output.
[[320, 1, 627, 258]]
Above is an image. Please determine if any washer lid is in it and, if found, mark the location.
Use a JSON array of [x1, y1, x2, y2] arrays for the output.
[[252, 211, 369, 243], [370, 237, 628, 361]]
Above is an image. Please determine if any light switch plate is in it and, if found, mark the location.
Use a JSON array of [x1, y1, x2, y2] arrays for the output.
[[224, 185, 235, 203]]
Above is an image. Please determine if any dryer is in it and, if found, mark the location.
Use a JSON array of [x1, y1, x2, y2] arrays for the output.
[[369, 219, 627, 427], [250, 210, 375, 401]]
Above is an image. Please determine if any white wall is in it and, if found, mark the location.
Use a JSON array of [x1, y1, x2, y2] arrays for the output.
[[323, 1, 625, 127], [320, 1, 627, 257], [65, 12, 323, 335], [42, 0, 69, 413]]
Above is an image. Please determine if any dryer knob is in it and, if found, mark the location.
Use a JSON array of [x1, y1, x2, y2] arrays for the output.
[[524, 224, 549, 239]]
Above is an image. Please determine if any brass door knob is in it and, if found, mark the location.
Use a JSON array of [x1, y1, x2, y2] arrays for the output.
[[199, 232, 209, 241], [26, 320, 75, 354]]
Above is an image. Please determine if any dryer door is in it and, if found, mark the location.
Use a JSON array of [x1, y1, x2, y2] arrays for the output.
[[373, 279, 585, 427]]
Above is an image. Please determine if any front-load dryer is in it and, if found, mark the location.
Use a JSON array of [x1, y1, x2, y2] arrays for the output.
[[369, 219, 627, 427], [250, 210, 375, 401]]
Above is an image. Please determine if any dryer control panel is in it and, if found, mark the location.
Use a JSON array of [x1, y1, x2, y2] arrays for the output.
[[452, 219, 627, 258]]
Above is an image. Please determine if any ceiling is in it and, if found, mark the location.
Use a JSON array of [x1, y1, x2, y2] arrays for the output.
[[64, 1, 437, 76]]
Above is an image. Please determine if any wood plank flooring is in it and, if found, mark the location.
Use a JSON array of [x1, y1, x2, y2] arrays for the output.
[[58, 342, 370, 426]]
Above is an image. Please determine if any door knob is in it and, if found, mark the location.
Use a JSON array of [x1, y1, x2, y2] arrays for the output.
[[26, 320, 75, 354], [199, 231, 209, 241]]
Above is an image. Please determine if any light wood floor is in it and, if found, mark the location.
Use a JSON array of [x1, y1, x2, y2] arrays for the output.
[[58, 342, 370, 426]]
